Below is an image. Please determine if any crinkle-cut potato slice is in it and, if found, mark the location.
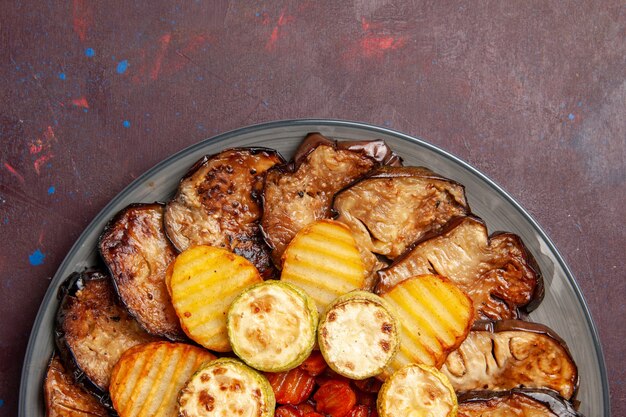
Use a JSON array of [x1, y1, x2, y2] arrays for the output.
[[228, 281, 318, 372], [178, 358, 275, 417], [380, 274, 473, 378], [280, 219, 366, 314], [169, 245, 263, 351], [377, 364, 458, 417], [109, 341, 215, 417]]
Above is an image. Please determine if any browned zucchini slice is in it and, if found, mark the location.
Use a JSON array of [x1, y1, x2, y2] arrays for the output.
[[377, 216, 543, 320], [261, 132, 400, 267], [457, 389, 584, 417], [55, 271, 159, 393], [441, 320, 579, 400], [99, 203, 184, 340], [164, 147, 284, 279], [44, 354, 110, 417]]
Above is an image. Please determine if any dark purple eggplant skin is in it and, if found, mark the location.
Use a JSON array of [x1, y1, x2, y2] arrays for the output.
[[457, 389, 584, 417]]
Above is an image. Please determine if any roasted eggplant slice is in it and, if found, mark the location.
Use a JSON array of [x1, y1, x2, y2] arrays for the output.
[[44, 354, 111, 417], [261, 132, 400, 267], [99, 203, 184, 340], [441, 320, 578, 400], [164, 147, 283, 278], [55, 271, 159, 394], [377, 215, 543, 320], [457, 389, 584, 416]]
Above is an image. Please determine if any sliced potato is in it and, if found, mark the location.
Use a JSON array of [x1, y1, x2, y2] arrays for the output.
[[109, 341, 215, 417], [380, 274, 473, 377], [178, 358, 275, 417], [228, 281, 318, 372], [318, 291, 399, 380], [169, 245, 263, 351], [377, 364, 457, 417], [280, 219, 366, 313]]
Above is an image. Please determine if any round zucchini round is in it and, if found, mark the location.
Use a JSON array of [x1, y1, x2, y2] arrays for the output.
[[377, 364, 458, 417], [227, 280, 318, 372], [318, 291, 399, 379], [178, 358, 275, 417]]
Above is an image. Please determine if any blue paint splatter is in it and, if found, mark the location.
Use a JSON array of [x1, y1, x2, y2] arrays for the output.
[[122, 120, 131, 128], [59, 72, 66, 80], [261, 99, 269, 108], [48, 186, 56, 195], [0, 399, 4, 407], [83, 108, 89, 113], [85, 48, 95, 57], [3, 217, 8, 224], [256, 11, 260, 17], [29, 250, 45, 266], [116, 60, 129, 74], [568, 113, 575, 121], [577, 101, 582, 107]]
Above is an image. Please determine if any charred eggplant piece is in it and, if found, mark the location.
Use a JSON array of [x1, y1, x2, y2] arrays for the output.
[[441, 320, 578, 400], [44, 354, 111, 417], [99, 203, 184, 340], [457, 389, 584, 416], [164, 148, 283, 279], [377, 215, 543, 320], [55, 271, 159, 394], [261, 132, 401, 267]]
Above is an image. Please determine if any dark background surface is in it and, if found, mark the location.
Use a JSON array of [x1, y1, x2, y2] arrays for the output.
[[1, 1, 624, 415]]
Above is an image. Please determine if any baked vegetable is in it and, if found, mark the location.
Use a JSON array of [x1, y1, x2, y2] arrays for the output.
[[228, 281, 318, 372], [318, 291, 399, 379], [377, 215, 543, 320], [109, 341, 215, 417], [178, 358, 275, 417], [265, 366, 316, 405], [333, 166, 469, 278], [164, 148, 283, 279], [441, 320, 578, 400], [380, 274, 473, 377], [261, 132, 400, 267], [457, 389, 584, 417], [55, 271, 158, 394], [99, 203, 184, 341], [280, 219, 366, 313], [169, 245, 263, 352], [44, 354, 110, 417], [377, 364, 457, 417]]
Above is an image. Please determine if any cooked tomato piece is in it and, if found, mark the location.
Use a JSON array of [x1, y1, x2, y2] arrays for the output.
[[300, 351, 327, 376], [353, 378, 382, 394], [313, 380, 357, 417], [346, 405, 370, 417], [303, 413, 326, 417], [275, 405, 303, 417], [266, 367, 316, 405]]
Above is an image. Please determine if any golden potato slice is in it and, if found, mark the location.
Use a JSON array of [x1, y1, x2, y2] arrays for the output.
[[380, 274, 473, 377], [169, 245, 263, 351], [109, 341, 215, 417], [280, 219, 366, 314]]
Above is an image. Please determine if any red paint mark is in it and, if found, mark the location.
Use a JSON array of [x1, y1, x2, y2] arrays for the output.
[[34, 154, 54, 175], [38, 230, 45, 245], [71, 96, 90, 109], [72, 0, 93, 42], [150, 33, 172, 81], [28, 126, 56, 174], [265, 10, 295, 51], [360, 35, 407, 57], [3, 163, 25, 184]]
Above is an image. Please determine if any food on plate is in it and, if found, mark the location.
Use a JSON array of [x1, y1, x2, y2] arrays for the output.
[[265, 364, 317, 405], [317, 291, 399, 380], [380, 274, 473, 376], [55, 271, 158, 393], [333, 165, 469, 277], [44, 354, 110, 417], [227, 281, 318, 372], [377, 215, 543, 321], [377, 364, 457, 417], [261, 132, 400, 267], [178, 357, 275, 417], [168, 245, 263, 352], [99, 202, 184, 341], [457, 389, 584, 417], [441, 320, 578, 400], [280, 219, 366, 313], [164, 148, 283, 279]]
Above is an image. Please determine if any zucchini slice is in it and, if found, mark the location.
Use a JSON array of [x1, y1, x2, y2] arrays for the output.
[[109, 341, 215, 417], [377, 364, 458, 417], [318, 291, 399, 379], [178, 358, 275, 417], [228, 281, 318, 372], [169, 245, 263, 352]]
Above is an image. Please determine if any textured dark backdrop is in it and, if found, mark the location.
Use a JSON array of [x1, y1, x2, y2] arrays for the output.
[[1, 1, 624, 416]]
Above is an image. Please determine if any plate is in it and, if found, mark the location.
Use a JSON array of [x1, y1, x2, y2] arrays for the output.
[[20, 119, 609, 416]]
